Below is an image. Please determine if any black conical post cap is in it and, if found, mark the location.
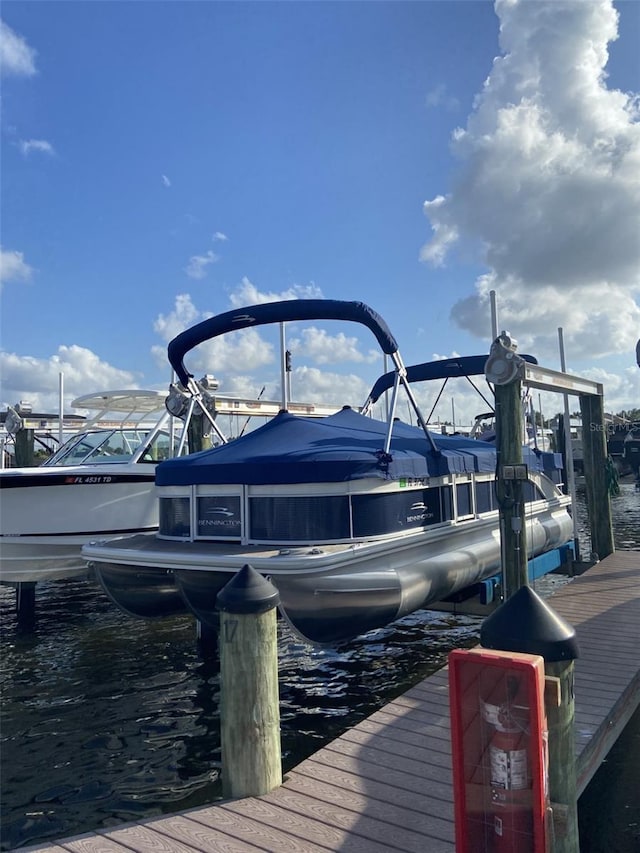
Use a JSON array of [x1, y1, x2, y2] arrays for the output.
[[216, 564, 280, 615], [480, 585, 579, 662]]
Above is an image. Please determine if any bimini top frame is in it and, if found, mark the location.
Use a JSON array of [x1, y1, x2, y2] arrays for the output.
[[166, 299, 439, 455]]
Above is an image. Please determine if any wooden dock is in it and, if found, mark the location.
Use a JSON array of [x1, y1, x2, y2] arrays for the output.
[[18, 549, 640, 853]]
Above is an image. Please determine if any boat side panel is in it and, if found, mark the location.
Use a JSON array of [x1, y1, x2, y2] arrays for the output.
[[0, 476, 158, 536], [0, 474, 159, 582]]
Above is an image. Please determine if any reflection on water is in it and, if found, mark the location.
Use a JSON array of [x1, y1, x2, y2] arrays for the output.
[[1, 484, 638, 851], [0, 580, 480, 850]]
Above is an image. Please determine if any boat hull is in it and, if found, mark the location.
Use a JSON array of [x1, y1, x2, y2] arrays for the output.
[[87, 500, 572, 643], [0, 467, 158, 584]]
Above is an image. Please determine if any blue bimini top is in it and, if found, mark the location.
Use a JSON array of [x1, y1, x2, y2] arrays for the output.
[[156, 407, 558, 487]]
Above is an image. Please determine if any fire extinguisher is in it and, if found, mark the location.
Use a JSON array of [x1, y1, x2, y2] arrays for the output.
[[482, 674, 533, 853]]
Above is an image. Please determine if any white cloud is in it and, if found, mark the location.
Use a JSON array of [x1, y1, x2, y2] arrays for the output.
[[419, 196, 459, 266], [421, 0, 640, 364], [184, 250, 219, 279], [153, 292, 203, 342], [289, 327, 380, 365], [289, 365, 371, 408], [152, 292, 275, 379], [229, 276, 323, 307], [425, 83, 460, 112], [212, 231, 228, 242], [454, 274, 640, 363], [0, 20, 37, 77], [0, 247, 33, 288], [578, 364, 640, 417], [19, 138, 55, 157], [0, 346, 139, 411], [161, 174, 171, 187]]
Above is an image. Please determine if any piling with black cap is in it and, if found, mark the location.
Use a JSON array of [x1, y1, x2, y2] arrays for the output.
[[481, 585, 580, 852], [216, 564, 282, 798]]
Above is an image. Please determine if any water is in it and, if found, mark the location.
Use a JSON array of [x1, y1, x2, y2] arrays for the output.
[[1, 483, 638, 852]]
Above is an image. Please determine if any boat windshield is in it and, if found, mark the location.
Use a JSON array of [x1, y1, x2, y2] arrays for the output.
[[43, 428, 174, 466]]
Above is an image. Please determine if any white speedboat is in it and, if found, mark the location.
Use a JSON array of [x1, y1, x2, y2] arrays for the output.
[[0, 390, 186, 585], [84, 300, 574, 643]]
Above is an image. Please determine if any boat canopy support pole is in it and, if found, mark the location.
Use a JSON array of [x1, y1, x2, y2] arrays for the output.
[[176, 394, 197, 456], [388, 352, 440, 454], [382, 371, 403, 455]]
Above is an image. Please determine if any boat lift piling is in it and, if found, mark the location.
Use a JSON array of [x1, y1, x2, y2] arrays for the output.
[[481, 332, 613, 851], [486, 332, 529, 599], [488, 333, 614, 577], [579, 393, 614, 561]]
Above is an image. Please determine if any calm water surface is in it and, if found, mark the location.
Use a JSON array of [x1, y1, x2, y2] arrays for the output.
[[1, 483, 638, 852]]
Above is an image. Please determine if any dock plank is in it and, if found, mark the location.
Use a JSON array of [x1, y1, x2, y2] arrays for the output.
[[94, 825, 203, 853], [107, 814, 264, 853], [16, 549, 639, 853], [282, 769, 453, 837], [218, 797, 389, 853]]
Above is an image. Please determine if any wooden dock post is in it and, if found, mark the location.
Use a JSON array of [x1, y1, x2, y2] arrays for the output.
[[14, 426, 35, 467], [486, 333, 528, 599], [16, 581, 36, 628], [187, 411, 212, 454], [195, 618, 218, 657], [545, 659, 579, 852], [216, 565, 282, 799], [481, 584, 580, 853], [579, 393, 614, 560]]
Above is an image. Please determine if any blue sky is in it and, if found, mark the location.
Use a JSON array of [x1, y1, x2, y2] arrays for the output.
[[1, 0, 639, 424]]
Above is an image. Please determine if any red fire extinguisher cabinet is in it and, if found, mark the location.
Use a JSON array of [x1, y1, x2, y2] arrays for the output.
[[448, 648, 549, 853]]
